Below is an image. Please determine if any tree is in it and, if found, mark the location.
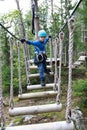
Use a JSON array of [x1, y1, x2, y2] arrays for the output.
[[39, 0, 48, 31], [15, 0, 25, 37], [0, 19, 10, 94]]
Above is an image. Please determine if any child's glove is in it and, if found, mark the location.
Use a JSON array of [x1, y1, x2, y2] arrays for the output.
[[48, 35, 52, 38], [20, 38, 26, 43]]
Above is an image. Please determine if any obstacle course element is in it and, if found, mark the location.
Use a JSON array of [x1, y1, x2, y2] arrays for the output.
[[73, 56, 87, 67], [0, 0, 84, 129], [18, 90, 57, 99], [9, 103, 62, 116], [29, 65, 51, 69], [2, 121, 74, 130], [28, 72, 54, 78], [78, 56, 86, 61], [27, 83, 54, 90], [28, 58, 60, 64]]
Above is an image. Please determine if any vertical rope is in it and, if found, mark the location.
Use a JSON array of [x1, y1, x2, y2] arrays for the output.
[[53, 37, 59, 91], [9, 38, 14, 109], [17, 42, 22, 95], [23, 43, 30, 85], [66, 17, 75, 122], [49, 37, 53, 72], [23, 43, 28, 84], [64, 45, 67, 66], [25, 43, 31, 85], [0, 34, 5, 129], [56, 32, 64, 104]]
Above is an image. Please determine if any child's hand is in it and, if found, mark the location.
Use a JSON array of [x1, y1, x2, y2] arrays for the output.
[[48, 35, 52, 38], [20, 38, 26, 43]]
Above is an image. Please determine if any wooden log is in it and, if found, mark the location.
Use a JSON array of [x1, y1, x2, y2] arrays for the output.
[[29, 65, 51, 69], [27, 83, 54, 90], [73, 61, 82, 67], [9, 103, 62, 116], [28, 58, 60, 64], [78, 56, 86, 61], [3, 121, 74, 130], [28, 72, 54, 78], [18, 91, 57, 99]]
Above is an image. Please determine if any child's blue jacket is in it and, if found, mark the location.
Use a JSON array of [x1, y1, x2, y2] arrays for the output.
[[27, 38, 49, 54]]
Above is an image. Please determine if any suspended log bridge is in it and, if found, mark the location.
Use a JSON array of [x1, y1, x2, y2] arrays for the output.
[[3, 121, 74, 130], [18, 90, 57, 99]]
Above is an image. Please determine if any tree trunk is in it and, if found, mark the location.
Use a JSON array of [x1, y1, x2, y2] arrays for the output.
[[51, 0, 53, 18], [15, 0, 25, 37], [34, 0, 40, 40]]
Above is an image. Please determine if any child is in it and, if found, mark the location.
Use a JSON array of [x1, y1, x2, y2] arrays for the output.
[[21, 30, 51, 86]]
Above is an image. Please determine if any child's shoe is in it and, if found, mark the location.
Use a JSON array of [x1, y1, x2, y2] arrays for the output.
[[40, 79, 45, 86]]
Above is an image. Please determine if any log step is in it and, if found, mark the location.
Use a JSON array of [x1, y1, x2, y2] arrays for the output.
[[27, 83, 54, 90], [29, 65, 51, 69], [9, 103, 62, 116], [28, 58, 60, 64], [28, 72, 54, 78], [4, 121, 74, 130], [18, 91, 57, 100]]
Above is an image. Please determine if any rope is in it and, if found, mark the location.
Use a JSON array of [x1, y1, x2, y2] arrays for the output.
[[53, 37, 59, 91], [9, 38, 14, 109], [0, 35, 5, 129], [25, 43, 31, 85], [64, 45, 67, 66], [49, 37, 53, 72], [56, 32, 64, 104], [60, 0, 82, 32], [23, 42, 30, 85], [17, 42, 22, 95], [0, 23, 20, 41], [66, 17, 75, 122]]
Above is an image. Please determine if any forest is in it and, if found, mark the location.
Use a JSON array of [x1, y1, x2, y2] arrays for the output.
[[0, 0, 87, 130]]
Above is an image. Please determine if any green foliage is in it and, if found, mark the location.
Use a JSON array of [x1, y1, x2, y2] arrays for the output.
[[13, 117, 23, 125], [39, 0, 48, 30], [49, 12, 60, 36], [73, 79, 87, 107], [2, 65, 10, 95]]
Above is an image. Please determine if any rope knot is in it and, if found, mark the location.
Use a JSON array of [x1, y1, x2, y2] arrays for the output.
[[10, 37, 14, 43], [69, 17, 75, 31], [59, 32, 64, 40]]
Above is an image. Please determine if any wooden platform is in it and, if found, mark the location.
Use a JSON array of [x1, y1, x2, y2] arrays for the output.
[[18, 90, 57, 99], [27, 83, 54, 90], [73, 61, 82, 66], [78, 56, 86, 61]]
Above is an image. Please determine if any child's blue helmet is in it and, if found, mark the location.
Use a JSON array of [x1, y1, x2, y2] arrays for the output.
[[38, 30, 47, 37]]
